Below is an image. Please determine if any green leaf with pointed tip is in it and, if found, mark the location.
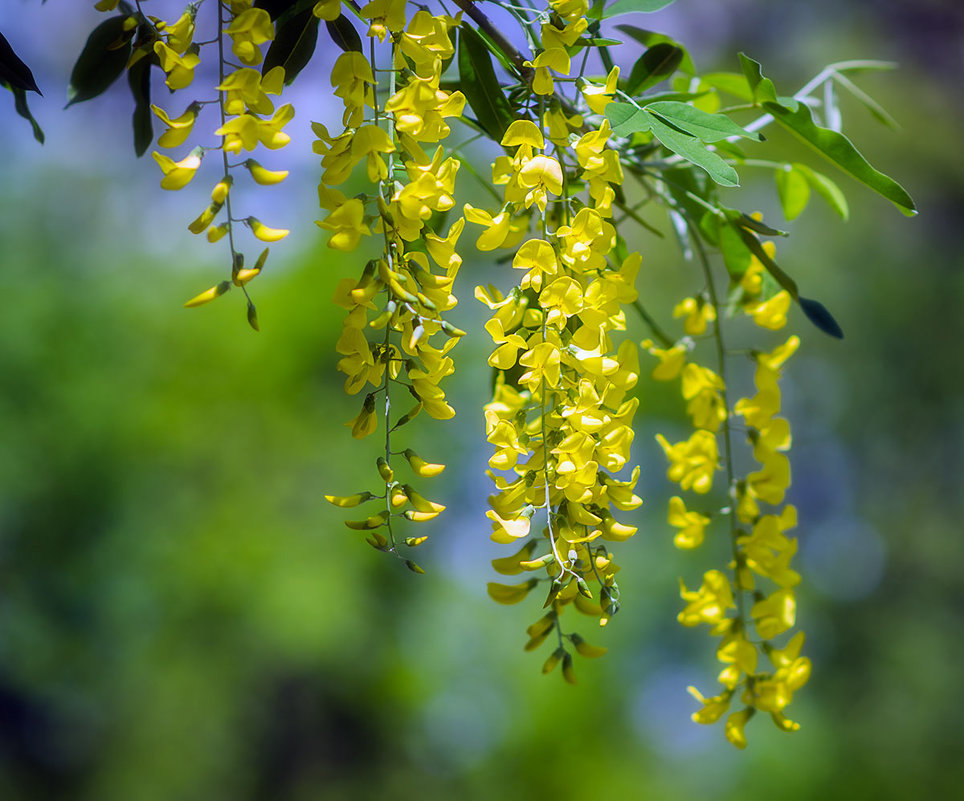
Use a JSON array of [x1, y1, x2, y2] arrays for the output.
[[763, 100, 916, 215], [325, 15, 362, 53], [646, 100, 763, 142], [264, 8, 319, 84], [66, 16, 131, 107], [458, 25, 515, 142], [648, 114, 739, 186], [127, 55, 152, 157], [775, 164, 810, 221], [831, 71, 898, 129], [605, 101, 651, 136], [793, 163, 849, 220], [6, 82, 44, 143], [626, 43, 684, 94], [603, 0, 677, 17]]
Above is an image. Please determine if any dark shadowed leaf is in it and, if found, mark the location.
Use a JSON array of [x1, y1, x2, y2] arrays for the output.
[[626, 43, 683, 94], [800, 297, 844, 339], [0, 29, 41, 94], [616, 26, 694, 74], [458, 25, 515, 142], [67, 16, 132, 107], [325, 15, 362, 53], [264, 8, 319, 84], [127, 55, 153, 157]]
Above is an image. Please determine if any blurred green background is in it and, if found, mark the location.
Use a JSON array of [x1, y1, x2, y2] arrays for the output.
[[1, 1, 962, 799]]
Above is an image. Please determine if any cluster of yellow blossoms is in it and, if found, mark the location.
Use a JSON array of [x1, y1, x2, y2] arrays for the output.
[[318, 2, 467, 567], [479, 0, 644, 682], [644, 241, 810, 747], [94, 0, 294, 324]]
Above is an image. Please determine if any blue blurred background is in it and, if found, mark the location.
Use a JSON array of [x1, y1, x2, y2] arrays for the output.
[[1, 1, 962, 798]]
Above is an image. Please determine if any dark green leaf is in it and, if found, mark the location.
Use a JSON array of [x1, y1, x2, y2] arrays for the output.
[[734, 226, 799, 299], [604, 0, 677, 17], [6, 82, 44, 143], [775, 164, 810, 221], [734, 212, 786, 237], [458, 25, 515, 142], [67, 16, 132, 107], [793, 163, 849, 220], [605, 101, 651, 136], [648, 115, 739, 186], [626, 43, 683, 94], [0, 29, 41, 94], [325, 15, 362, 53], [799, 297, 844, 339], [646, 100, 762, 142], [762, 100, 916, 216], [264, 9, 319, 84], [127, 55, 153, 157], [616, 26, 694, 74]]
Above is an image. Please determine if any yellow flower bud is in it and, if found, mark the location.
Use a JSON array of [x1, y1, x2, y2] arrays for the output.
[[324, 492, 374, 508], [244, 159, 289, 185], [402, 448, 445, 477], [247, 216, 289, 242], [184, 280, 230, 307]]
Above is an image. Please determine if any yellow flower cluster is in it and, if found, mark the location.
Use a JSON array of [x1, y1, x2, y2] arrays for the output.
[[143, 1, 291, 326], [478, 0, 644, 682], [319, 2, 467, 565], [644, 241, 810, 746]]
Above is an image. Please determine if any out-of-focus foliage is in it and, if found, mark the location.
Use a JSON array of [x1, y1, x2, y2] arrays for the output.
[[1, 0, 963, 799]]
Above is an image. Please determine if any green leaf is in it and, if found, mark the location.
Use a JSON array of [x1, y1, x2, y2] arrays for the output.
[[736, 52, 799, 109], [645, 100, 763, 142], [127, 55, 152, 157], [616, 26, 694, 74], [5, 82, 44, 143], [701, 71, 753, 102], [264, 8, 320, 84], [714, 216, 753, 278], [775, 164, 810, 221], [605, 101, 651, 136], [603, 0, 677, 17], [0, 29, 41, 94], [626, 43, 684, 94], [793, 163, 849, 220], [66, 16, 131, 107], [648, 115, 739, 187], [762, 100, 916, 215], [458, 25, 515, 142], [831, 71, 898, 129], [325, 15, 362, 53]]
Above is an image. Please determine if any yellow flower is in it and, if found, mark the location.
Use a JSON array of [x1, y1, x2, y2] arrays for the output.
[[313, 0, 342, 21], [673, 296, 716, 336], [678, 570, 734, 627], [317, 198, 371, 251], [656, 430, 719, 494], [153, 42, 200, 90], [152, 149, 202, 190], [523, 47, 570, 95], [581, 65, 619, 114], [463, 205, 512, 251], [217, 66, 285, 115], [747, 290, 792, 330], [667, 496, 710, 549], [243, 159, 289, 185], [227, 8, 275, 66], [151, 101, 200, 148], [642, 339, 687, 381], [347, 393, 378, 438], [688, 686, 732, 724], [724, 708, 754, 749]]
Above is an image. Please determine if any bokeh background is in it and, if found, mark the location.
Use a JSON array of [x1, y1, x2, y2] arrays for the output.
[[1, 1, 962, 799]]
